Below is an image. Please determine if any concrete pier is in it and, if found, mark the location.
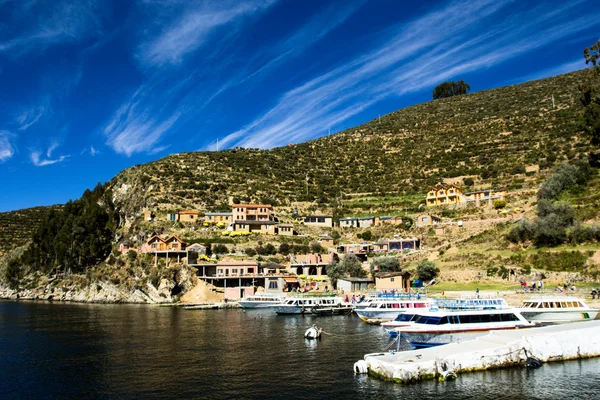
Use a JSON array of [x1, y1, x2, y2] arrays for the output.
[[358, 320, 600, 384]]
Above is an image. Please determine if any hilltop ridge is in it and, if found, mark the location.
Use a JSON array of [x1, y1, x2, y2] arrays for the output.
[[109, 69, 595, 220]]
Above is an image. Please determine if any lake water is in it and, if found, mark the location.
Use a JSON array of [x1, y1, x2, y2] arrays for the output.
[[1, 301, 599, 399]]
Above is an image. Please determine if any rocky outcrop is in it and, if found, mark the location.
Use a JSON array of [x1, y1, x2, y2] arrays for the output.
[[0, 264, 199, 304]]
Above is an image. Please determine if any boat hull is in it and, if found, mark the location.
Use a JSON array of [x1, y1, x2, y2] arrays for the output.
[[238, 301, 280, 309], [354, 310, 406, 321], [520, 309, 599, 323], [401, 326, 526, 348]]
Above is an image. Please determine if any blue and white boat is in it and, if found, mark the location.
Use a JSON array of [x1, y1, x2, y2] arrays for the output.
[[396, 308, 533, 348]]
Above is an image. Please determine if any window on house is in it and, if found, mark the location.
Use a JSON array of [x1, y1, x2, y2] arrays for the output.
[[317, 217, 325, 223], [232, 269, 238, 274], [248, 268, 254, 274], [269, 281, 278, 289], [390, 278, 395, 282]]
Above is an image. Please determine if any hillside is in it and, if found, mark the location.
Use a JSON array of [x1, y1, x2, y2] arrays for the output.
[[0, 206, 61, 257], [109, 69, 596, 218]]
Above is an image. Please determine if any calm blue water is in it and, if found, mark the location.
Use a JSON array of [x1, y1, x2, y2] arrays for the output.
[[1, 300, 599, 399]]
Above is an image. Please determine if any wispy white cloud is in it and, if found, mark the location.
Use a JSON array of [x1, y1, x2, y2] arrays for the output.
[[0, 0, 102, 56], [30, 146, 69, 167], [103, 86, 182, 156], [16, 105, 46, 130], [0, 131, 15, 162], [211, 0, 600, 150], [137, 0, 277, 68]]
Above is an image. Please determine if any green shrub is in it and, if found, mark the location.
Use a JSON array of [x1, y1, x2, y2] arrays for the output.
[[493, 200, 507, 209], [416, 260, 439, 281]]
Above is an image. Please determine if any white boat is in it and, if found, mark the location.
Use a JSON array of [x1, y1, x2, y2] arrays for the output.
[[519, 296, 599, 323], [396, 308, 534, 348], [273, 296, 346, 314], [238, 293, 284, 309], [354, 298, 434, 322]]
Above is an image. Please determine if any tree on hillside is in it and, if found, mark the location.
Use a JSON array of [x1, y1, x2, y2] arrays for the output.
[[370, 256, 400, 277], [432, 80, 471, 99], [327, 254, 365, 287], [416, 260, 439, 281], [582, 40, 600, 165]]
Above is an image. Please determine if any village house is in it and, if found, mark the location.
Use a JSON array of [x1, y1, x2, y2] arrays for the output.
[[339, 216, 375, 228], [289, 253, 336, 277], [232, 204, 278, 234], [143, 209, 154, 221], [301, 215, 333, 228], [336, 277, 374, 292], [141, 235, 187, 266], [416, 213, 441, 227], [318, 234, 335, 248], [277, 224, 294, 236], [166, 212, 179, 222], [194, 259, 287, 301], [387, 238, 420, 251], [426, 184, 464, 207], [204, 212, 233, 224], [179, 210, 199, 222], [376, 216, 405, 226], [375, 271, 412, 291], [463, 188, 507, 206]]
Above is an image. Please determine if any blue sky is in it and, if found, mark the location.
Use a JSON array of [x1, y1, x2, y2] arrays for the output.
[[0, 0, 599, 212]]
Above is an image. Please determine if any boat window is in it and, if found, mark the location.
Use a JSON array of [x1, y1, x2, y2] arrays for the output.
[[393, 303, 399, 309], [460, 315, 471, 324], [480, 314, 492, 323], [556, 302, 562, 308], [491, 314, 502, 322], [439, 316, 448, 325], [577, 302, 584, 307], [449, 315, 460, 324], [416, 316, 442, 325], [560, 302, 567, 308], [398, 314, 414, 322], [543, 302, 550, 308]]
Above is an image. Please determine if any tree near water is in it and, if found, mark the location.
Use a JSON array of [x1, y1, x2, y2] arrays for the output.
[[432, 80, 471, 99]]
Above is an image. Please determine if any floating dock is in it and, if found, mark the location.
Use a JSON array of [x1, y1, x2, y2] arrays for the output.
[[356, 320, 600, 384]]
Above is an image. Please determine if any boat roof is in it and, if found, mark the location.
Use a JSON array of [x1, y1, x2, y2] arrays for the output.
[[523, 296, 586, 302], [414, 308, 520, 317]]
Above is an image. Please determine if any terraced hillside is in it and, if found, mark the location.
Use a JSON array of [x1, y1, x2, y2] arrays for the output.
[[0, 206, 61, 257], [109, 69, 596, 218]]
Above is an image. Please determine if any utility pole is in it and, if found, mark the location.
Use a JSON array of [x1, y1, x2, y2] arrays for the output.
[[552, 95, 555, 109]]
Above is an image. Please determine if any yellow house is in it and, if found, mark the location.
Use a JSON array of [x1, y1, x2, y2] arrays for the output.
[[179, 210, 199, 222], [426, 185, 464, 207]]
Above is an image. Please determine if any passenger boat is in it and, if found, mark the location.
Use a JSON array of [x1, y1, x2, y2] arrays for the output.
[[238, 293, 284, 309], [396, 308, 533, 348], [353, 298, 434, 322], [519, 296, 599, 323], [273, 296, 346, 315], [311, 304, 354, 316]]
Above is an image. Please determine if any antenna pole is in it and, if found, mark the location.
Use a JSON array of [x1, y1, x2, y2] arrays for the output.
[[552, 95, 555, 109]]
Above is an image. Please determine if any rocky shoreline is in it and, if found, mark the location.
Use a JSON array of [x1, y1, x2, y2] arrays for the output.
[[0, 279, 183, 304]]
